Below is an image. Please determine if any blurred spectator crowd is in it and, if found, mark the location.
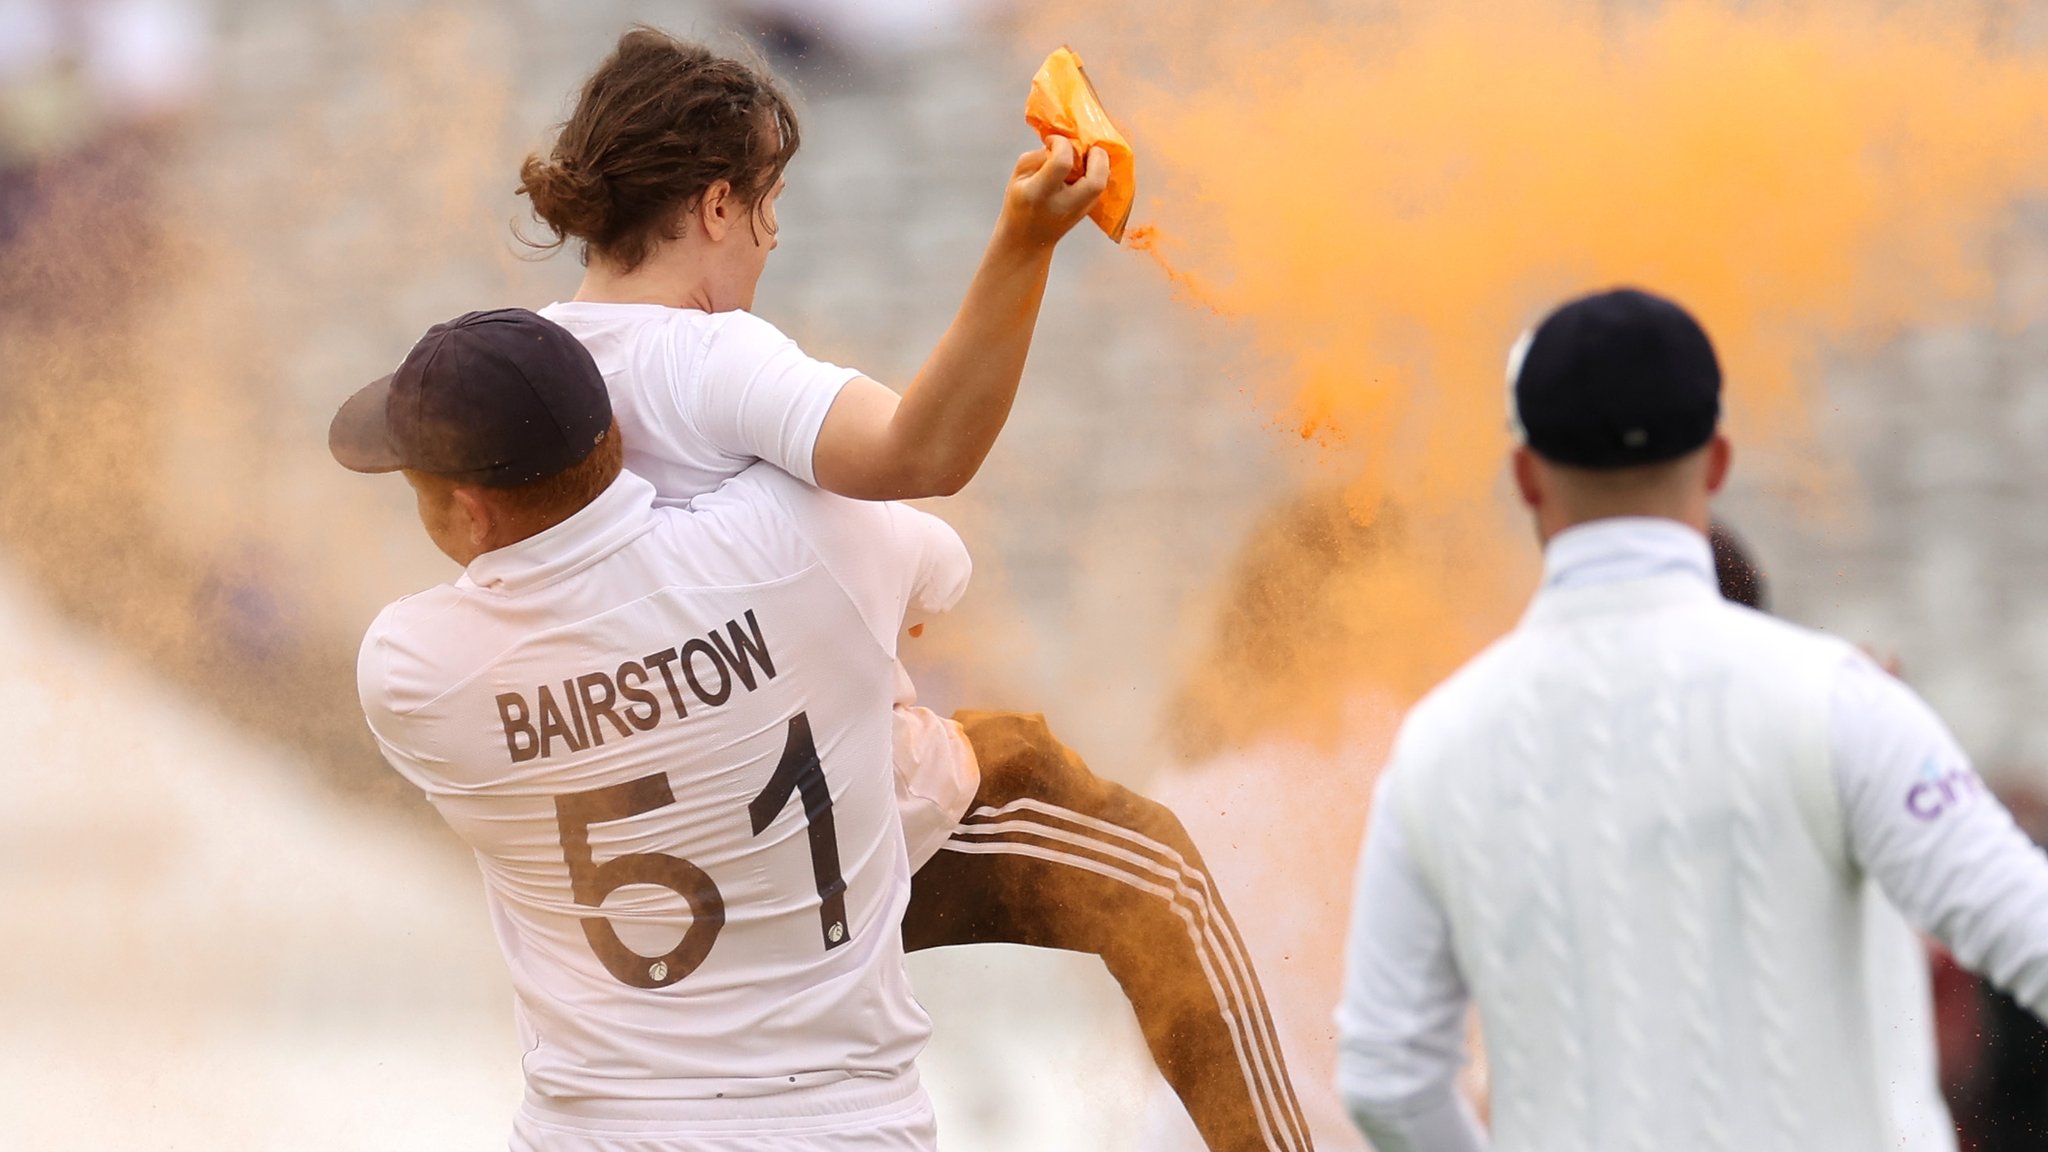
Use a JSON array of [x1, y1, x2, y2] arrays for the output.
[[0, 0, 208, 239]]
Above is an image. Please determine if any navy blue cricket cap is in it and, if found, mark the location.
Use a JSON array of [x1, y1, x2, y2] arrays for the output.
[[1508, 287, 1721, 469], [329, 308, 612, 487]]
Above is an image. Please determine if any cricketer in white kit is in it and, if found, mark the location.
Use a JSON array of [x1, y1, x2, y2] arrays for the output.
[[534, 281, 1310, 1152], [333, 308, 958, 1151], [534, 300, 979, 868], [1335, 289, 2048, 1152]]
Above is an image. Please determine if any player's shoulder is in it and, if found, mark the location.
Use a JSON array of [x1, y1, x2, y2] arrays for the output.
[[714, 467, 957, 555], [1700, 596, 1864, 681], [358, 582, 483, 716], [362, 583, 469, 651], [678, 465, 964, 597], [685, 459, 827, 519], [1825, 634, 1945, 733], [643, 463, 830, 567], [1394, 632, 1525, 759]]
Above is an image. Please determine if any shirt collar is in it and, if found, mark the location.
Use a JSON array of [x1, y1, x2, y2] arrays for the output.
[[460, 470, 659, 594], [1540, 516, 1717, 594]]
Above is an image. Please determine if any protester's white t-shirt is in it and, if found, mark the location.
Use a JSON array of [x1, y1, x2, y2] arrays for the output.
[[359, 467, 968, 1126], [540, 301, 979, 866], [539, 302, 857, 500]]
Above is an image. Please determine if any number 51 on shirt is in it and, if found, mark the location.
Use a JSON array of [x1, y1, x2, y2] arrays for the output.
[[553, 713, 850, 989]]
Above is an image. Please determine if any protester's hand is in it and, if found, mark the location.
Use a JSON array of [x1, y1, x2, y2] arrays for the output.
[[997, 136, 1109, 250]]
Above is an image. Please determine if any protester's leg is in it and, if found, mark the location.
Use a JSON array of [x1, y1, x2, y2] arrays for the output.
[[903, 710, 1314, 1152]]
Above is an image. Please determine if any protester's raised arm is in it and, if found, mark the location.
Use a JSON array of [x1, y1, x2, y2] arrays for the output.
[[811, 140, 1108, 501]]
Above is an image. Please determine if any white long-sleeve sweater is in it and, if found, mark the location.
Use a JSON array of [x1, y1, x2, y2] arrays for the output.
[[1335, 517, 2048, 1152]]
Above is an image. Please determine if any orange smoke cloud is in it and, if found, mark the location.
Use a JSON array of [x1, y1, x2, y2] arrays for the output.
[[1047, 0, 2048, 752]]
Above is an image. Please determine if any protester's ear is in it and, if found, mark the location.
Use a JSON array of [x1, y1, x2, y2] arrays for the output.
[[698, 179, 735, 242]]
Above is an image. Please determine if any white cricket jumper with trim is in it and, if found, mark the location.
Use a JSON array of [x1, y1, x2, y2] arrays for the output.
[[1337, 517, 2048, 1152], [359, 466, 968, 1143], [540, 301, 979, 867]]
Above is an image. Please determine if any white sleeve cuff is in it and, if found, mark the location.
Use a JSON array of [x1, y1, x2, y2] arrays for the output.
[[1343, 1081, 1489, 1152]]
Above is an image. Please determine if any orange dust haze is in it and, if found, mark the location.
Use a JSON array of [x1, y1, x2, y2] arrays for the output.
[[1043, 0, 2048, 756]]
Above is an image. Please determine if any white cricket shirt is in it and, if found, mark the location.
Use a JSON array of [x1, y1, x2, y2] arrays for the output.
[[359, 465, 969, 1123]]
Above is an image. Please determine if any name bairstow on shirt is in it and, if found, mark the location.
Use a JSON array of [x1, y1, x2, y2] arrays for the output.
[[494, 610, 778, 763]]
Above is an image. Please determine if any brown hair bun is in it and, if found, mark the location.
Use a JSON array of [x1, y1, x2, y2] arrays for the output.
[[516, 27, 799, 272], [517, 154, 612, 250]]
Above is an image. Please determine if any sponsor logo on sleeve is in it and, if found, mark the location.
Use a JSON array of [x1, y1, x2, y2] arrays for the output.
[[1905, 757, 1982, 821]]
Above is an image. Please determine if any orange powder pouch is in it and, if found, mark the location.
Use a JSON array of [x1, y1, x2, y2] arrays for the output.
[[1024, 46, 1136, 243]]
